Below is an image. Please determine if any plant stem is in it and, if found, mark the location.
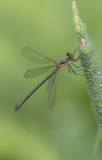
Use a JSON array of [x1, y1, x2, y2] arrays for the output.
[[92, 129, 102, 159], [72, 1, 102, 129]]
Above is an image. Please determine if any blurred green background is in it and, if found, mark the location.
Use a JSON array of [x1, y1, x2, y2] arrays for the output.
[[0, 0, 102, 159]]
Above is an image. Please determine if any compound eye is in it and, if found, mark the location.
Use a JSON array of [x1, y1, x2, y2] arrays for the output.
[[66, 52, 70, 56]]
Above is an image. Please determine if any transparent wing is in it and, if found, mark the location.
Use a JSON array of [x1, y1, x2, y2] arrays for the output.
[[47, 70, 58, 109], [24, 65, 56, 78], [22, 47, 56, 64]]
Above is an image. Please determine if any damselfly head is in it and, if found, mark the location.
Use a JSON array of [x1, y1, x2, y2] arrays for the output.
[[66, 52, 73, 58]]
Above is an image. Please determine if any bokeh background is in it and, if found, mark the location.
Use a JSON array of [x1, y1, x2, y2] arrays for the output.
[[0, 0, 102, 160]]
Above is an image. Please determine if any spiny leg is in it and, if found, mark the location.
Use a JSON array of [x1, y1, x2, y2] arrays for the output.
[[68, 64, 71, 73], [70, 62, 82, 68], [68, 64, 84, 76], [68, 64, 76, 74], [72, 54, 81, 62], [73, 47, 77, 55], [68, 66, 83, 73]]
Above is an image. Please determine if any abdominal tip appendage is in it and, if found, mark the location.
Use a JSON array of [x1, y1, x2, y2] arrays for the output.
[[13, 104, 22, 112], [13, 107, 18, 112], [13, 108, 16, 112]]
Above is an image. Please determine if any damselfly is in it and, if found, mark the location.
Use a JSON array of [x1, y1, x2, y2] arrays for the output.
[[14, 47, 80, 111]]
